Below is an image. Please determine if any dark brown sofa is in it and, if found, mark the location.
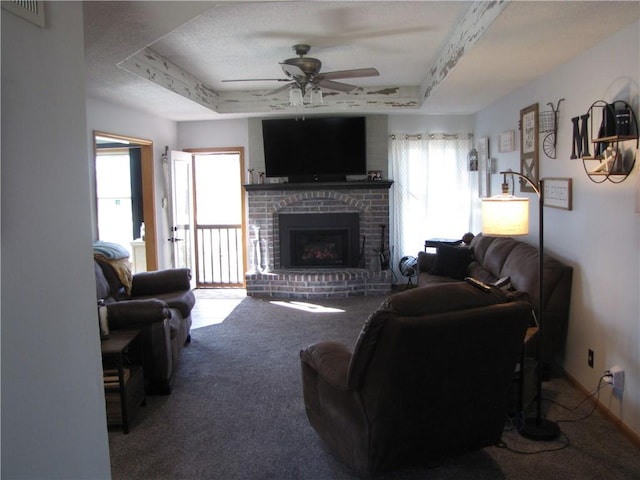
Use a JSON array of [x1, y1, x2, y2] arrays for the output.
[[300, 283, 531, 477], [95, 258, 196, 394], [417, 233, 573, 365]]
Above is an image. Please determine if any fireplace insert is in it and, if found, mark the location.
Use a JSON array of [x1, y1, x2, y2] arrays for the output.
[[279, 213, 359, 268]]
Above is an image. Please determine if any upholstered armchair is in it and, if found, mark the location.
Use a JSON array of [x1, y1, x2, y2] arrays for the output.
[[300, 283, 531, 477], [95, 254, 195, 394]]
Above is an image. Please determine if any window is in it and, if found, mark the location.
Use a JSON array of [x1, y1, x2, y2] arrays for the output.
[[96, 153, 134, 256], [389, 134, 474, 272]]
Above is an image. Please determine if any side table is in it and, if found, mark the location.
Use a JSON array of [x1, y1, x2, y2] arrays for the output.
[[101, 329, 146, 434], [424, 238, 462, 253]]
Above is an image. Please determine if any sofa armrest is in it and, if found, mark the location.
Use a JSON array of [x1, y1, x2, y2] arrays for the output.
[[417, 251, 435, 274], [106, 299, 171, 329], [131, 269, 192, 297], [300, 341, 352, 391]]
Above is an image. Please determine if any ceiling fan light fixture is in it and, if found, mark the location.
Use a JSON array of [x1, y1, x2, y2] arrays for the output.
[[289, 84, 304, 107], [223, 44, 378, 106], [310, 85, 323, 105]]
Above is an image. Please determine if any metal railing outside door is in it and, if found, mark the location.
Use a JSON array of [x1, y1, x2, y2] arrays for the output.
[[195, 224, 244, 287]]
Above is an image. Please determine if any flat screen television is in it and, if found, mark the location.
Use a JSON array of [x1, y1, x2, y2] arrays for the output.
[[262, 116, 366, 182]]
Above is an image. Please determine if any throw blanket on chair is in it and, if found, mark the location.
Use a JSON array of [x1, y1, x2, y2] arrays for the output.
[[93, 241, 133, 295]]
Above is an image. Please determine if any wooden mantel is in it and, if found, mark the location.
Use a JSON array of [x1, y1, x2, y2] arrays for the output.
[[244, 180, 393, 192]]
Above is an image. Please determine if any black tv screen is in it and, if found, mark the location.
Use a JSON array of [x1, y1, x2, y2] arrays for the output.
[[262, 116, 366, 182]]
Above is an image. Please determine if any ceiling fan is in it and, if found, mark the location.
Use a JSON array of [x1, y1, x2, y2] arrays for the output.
[[222, 44, 379, 98]]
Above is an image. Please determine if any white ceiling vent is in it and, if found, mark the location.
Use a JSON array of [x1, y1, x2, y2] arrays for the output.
[[2, 0, 45, 28]]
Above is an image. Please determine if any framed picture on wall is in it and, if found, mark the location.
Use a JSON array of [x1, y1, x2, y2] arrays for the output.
[[543, 177, 572, 210], [520, 103, 539, 192], [499, 130, 516, 153]]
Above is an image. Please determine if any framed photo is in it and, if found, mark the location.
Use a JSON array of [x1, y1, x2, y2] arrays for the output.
[[498, 130, 516, 153], [477, 137, 490, 197], [520, 104, 539, 192], [543, 177, 572, 210], [367, 170, 382, 181]]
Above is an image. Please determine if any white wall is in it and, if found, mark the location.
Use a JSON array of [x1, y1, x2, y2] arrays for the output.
[[475, 22, 640, 438], [86, 98, 178, 268], [1, 4, 111, 478], [177, 118, 250, 150], [388, 114, 475, 135]]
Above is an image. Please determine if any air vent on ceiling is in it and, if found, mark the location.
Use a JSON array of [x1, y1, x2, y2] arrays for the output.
[[2, 0, 45, 28]]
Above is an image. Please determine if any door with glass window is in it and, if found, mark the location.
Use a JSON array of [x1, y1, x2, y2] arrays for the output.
[[191, 149, 245, 287], [170, 150, 195, 276]]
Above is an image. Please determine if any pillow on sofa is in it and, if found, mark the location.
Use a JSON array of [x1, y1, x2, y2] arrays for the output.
[[429, 243, 473, 280]]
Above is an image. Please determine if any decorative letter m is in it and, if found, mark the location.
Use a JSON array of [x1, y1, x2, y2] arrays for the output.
[[571, 114, 590, 159]]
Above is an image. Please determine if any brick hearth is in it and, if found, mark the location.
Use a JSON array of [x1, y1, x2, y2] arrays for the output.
[[244, 181, 393, 298]]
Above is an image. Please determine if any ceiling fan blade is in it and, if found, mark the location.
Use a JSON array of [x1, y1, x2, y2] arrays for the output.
[[264, 83, 292, 96], [317, 79, 357, 93], [320, 68, 379, 80], [280, 63, 306, 78], [222, 78, 289, 82]]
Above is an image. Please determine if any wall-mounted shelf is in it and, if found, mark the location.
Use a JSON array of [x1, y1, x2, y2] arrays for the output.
[[582, 100, 638, 184]]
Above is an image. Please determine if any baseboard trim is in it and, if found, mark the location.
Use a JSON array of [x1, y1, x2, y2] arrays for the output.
[[561, 368, 640, 450]]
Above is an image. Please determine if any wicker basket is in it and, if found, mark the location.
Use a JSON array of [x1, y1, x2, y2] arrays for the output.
[[539, 110, 555, 133]]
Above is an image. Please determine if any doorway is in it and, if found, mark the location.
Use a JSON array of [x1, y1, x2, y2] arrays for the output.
[[93, 131, 158, 271], [187, 147, 246, 287]]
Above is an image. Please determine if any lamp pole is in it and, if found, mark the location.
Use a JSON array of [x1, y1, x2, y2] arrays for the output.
[[501, 171, 560, 441]]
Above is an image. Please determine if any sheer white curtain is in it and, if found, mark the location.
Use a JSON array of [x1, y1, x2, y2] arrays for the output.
[[389, 133, 475, 275]]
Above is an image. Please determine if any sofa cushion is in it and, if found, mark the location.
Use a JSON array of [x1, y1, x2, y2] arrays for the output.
[[467, 261, 497, 284], [468, 233, 495, 264], [416, 271, 460, 286], [131, 268, 192, 296], [429, 243, 473, 280], [481, 237, 520, 277]]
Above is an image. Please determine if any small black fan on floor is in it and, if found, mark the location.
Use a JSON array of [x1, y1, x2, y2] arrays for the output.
[[399, 255, 417, 289]]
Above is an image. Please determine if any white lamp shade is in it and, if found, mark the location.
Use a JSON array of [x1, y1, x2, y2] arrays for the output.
[[310, 86, 323, 105], [481, 195, 529, 236], [289, 85, 303, 107]]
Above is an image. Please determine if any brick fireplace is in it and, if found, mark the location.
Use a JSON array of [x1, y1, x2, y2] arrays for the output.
[[244, 181, 393, 298]]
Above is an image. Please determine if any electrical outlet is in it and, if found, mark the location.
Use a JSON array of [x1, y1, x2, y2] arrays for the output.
[[607, 365, 625, 397], [588, 349, 594, 368]]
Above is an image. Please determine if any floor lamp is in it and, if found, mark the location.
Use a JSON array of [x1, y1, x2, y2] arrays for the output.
[[481, 170, 561, 441]]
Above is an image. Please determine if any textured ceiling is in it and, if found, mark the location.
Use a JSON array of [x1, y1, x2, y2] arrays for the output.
[[83, 1, 640, 121]]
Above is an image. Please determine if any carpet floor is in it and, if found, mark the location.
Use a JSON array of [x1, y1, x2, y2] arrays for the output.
[[108, 291, 640, 479]]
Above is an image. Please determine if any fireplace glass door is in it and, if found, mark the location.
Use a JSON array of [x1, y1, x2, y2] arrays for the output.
[[291, 230, 349, 267], [279, 213, 359, 268]]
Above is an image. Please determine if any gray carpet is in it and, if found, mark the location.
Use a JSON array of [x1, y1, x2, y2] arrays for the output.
[[109, 293, 640, 479]]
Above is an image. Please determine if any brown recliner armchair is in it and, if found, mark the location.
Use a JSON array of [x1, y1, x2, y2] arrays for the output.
[[95, 257, 195, 394], [300, 282, 531, 477]]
